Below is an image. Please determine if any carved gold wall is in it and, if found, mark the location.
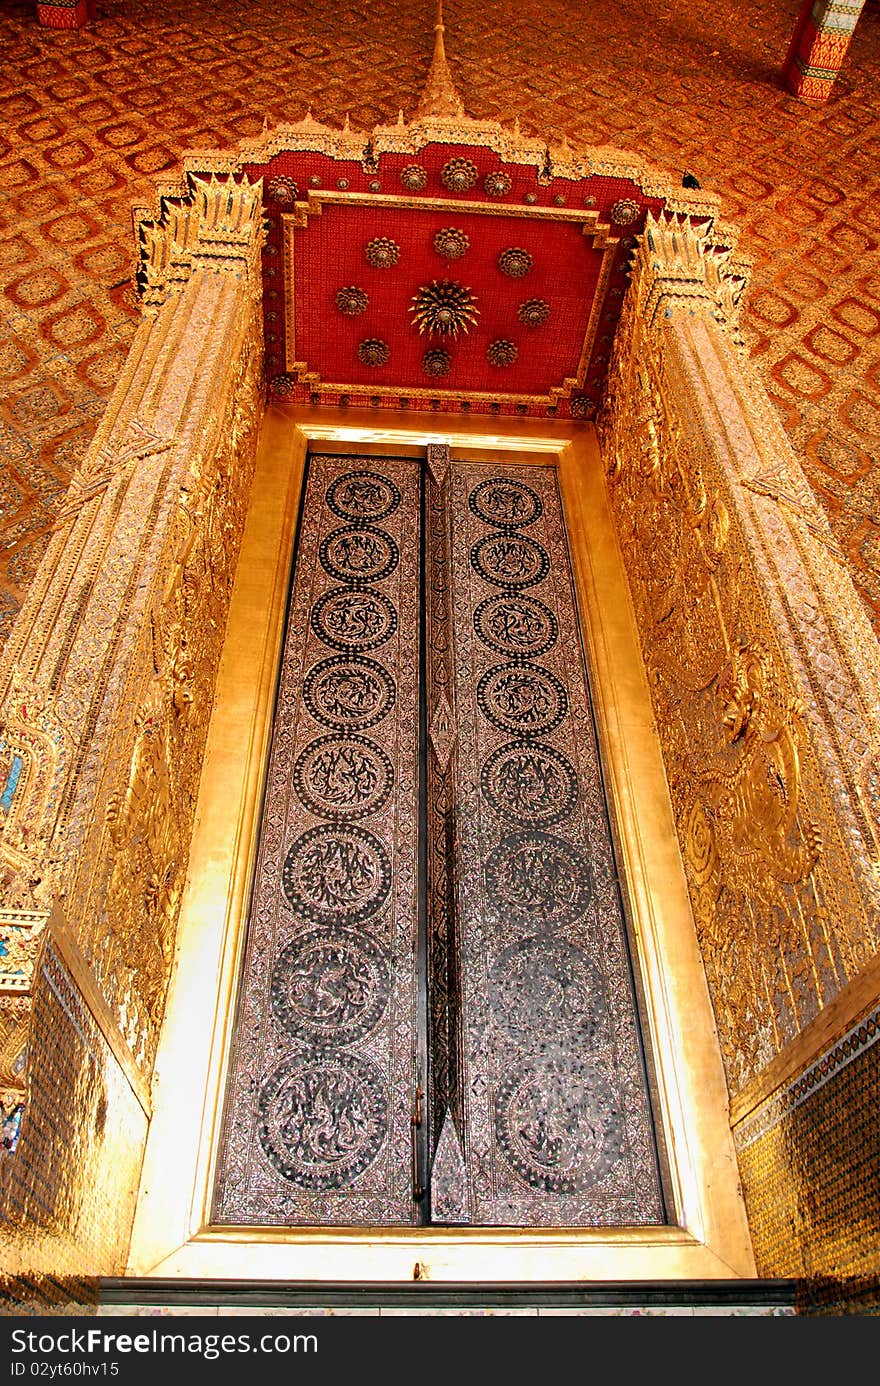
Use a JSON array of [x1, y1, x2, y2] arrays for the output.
[[599, 212, 880, 1300], [0, 174, 265, 1309]]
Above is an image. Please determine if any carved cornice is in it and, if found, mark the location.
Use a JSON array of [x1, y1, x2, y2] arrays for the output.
[[132, 114, 723, 245], [136, 173, 265, 310]]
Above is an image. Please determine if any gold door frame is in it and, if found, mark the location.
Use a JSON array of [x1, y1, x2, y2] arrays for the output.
[[127, 404, 756, 1282]]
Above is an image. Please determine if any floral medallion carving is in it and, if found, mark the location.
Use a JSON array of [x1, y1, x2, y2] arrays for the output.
[[400, 164, 428, 191], [440, 157, 478, 191], [487, 338, 518, 367], [364, 236, 400, 268], [498, 247, 533, 278], [357, 338, 390, 367], [484, 170, 512, 197], [335, 286, 368, 315], [610, 198, 640, 225], [267, 175, 298, 204], [517, 298, 550, 327], [422, 348, 452, 376], [433, 227, 469, 260]]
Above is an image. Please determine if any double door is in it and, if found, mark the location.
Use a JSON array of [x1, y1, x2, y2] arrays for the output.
[[213, 447, 665, 1227]]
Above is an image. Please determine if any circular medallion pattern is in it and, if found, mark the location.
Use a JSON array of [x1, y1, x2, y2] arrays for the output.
[[303, 655, 396, 730], [311, 587, 398, 651], [481, 740, 578, 826], [517, 298, 551, 327], [489, 937, 606, 1042], [610, 198, 640, 225], [258, 1049, 388, 1189], [477, 662, 568, 737], [433, 227, 469, 259], [270, 927, 391, 1045], [319, 525, 399, 584], [401, 164, 428, 191], [470, 533, 550, 589], [282, 823, 391, 925], [487, 338, 518, 368], [469, 477, 543, 528], [267, 175, 298, 204], [473, 593, 558, 658], [364, 236, 399, 268], [441, 157, 478, 191], [484, 170, 512, 197], [325, 470, 401, 522], [423, 348, 452, 376], [293, 733, 394, 820], [357, 338, 390, 367], [494, 1059, 624, 1193], [335, 286, 368, 315], [484, 830, 591, 927], [569, 395, 592, 419], [498, 247, 533, 278], [410, 279, 479, 338]]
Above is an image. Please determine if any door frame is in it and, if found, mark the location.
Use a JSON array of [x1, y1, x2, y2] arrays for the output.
[[126, 404, 756, 1282]]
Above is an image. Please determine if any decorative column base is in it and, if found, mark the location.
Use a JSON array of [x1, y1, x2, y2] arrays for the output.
[[36, 0, 94, 29], [781, 0, 866, 102]]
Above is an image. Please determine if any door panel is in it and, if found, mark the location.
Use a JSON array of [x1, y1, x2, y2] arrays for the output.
[[212, 455, 422, 1227], [439, 460, 665, 1225]]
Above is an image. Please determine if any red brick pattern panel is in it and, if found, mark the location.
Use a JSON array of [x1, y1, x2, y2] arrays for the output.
[[0, 0, 879, 651]]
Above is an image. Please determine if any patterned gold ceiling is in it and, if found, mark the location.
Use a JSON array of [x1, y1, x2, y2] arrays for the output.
[[0, 0, 878, 645]]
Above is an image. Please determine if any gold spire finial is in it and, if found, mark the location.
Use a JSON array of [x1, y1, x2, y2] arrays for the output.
[[412, 1, 465, 120]]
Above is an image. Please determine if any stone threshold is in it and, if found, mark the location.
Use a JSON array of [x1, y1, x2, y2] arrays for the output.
[[98, 1278, 799, 1311]]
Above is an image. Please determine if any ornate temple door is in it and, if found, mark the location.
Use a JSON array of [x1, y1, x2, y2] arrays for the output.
[[213, 448, 665, 1228]]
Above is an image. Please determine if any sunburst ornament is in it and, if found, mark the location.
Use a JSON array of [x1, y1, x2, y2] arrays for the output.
[[410, 280, 479, 338]]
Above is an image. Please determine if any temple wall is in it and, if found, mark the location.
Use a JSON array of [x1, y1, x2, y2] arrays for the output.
[[599, 214, 880, 1292], [0, 176, 265, 1307]]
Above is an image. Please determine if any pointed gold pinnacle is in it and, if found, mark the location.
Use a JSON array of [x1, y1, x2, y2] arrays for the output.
[[412, 1, 466, 121]]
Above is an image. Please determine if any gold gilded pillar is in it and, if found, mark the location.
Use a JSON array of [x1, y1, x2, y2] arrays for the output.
[[0, 174, 265, 1287], [599, 211, 880, 1272]]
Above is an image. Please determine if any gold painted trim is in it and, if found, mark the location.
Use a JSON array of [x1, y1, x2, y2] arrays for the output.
[[127, 407, 755, 1283], [293, 189, 619, 233]]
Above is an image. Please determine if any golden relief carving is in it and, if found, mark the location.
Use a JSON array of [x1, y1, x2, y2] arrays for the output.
[[0, 911, 49, 1140], [0, 674, 67, 914], [79, 320, 264, 1066], [0, 175, 265, 1099], [600, 229, 879, 1092], [54, 421, 173, 527]]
